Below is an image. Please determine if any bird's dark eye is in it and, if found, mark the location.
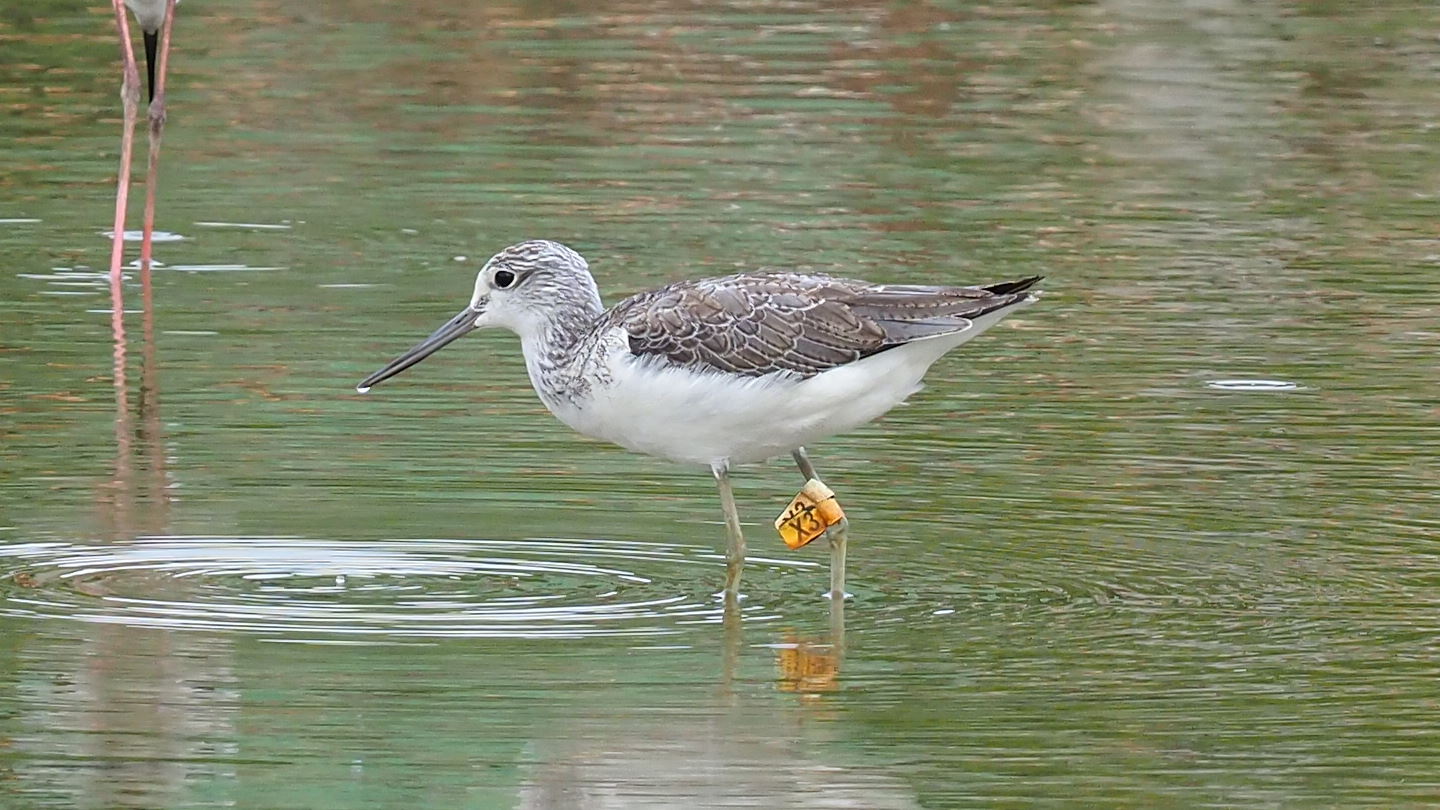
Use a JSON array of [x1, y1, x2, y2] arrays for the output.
[[493, 269, 517, 289]]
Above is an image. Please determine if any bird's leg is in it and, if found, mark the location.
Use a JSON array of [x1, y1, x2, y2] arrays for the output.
[[791, 447, 850, 601], [827, 519, 849, 602], [139, 0, 177, 289], [108, 0, 142, 287], [711, 460, 746, 603], [106, 0, 139, 518], [792, 446, 819, 481]]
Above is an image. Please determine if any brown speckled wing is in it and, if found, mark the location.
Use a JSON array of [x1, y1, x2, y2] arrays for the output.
[[606, 272, 1041, 379]]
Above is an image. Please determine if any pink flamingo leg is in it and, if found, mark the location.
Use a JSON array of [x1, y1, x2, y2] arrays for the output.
[[109, 0, 142, 286], [137, 0, 178, 510], [109, 0, 142, 500], [139, 0, 178, 290]]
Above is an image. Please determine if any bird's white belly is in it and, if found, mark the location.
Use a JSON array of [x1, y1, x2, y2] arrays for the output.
[[124, 0, 170, 31], [543, 307, 1020, 467], [555, 366, 892, 467]]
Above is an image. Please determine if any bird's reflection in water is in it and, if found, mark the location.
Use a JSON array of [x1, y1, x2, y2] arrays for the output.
[[775, 630, 842, 697], [99, 242, 169, 537], [513, 598, 896, 810], [15, 246, 242, 810], [719, 582, 845, 693], [103, 261, 135, 532]]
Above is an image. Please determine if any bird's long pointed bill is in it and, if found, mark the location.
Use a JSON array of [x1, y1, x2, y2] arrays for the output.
[[357, 306, 480, 393], [142, 30, 159, 103]]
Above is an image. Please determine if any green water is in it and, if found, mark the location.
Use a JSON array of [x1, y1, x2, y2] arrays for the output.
[[2, 0, 1438, 806]]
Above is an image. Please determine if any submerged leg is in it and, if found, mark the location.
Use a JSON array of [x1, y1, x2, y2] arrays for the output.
[[711, 460, 746, 601], [791, 447, 850, 601]]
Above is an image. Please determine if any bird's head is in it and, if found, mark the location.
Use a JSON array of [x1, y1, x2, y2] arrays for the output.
[[357, 240, 599, 392], [467, 240, 600, 334]]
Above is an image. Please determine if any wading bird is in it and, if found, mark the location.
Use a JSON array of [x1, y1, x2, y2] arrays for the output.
[[359, 241, 1040, 602], [107, 0, 177, 287]]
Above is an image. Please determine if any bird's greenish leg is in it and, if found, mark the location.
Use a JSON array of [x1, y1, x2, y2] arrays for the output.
[[711, 460, 746, 602], [791, 447, 819, 481], [792, 447, 850, 601], [828, 520, 849, 601]]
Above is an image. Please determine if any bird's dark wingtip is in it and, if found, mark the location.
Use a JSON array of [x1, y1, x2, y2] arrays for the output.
[[982, 275, 1045, 296]]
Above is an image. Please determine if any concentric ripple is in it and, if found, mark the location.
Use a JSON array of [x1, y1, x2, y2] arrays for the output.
[[0, 536, 808, 641]]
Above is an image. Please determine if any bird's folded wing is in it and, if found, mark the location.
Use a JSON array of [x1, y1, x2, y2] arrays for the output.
[[609, 273, 1036, 379]]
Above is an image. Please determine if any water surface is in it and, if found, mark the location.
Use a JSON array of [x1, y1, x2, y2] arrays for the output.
[[1, 0, 1437, 806]]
